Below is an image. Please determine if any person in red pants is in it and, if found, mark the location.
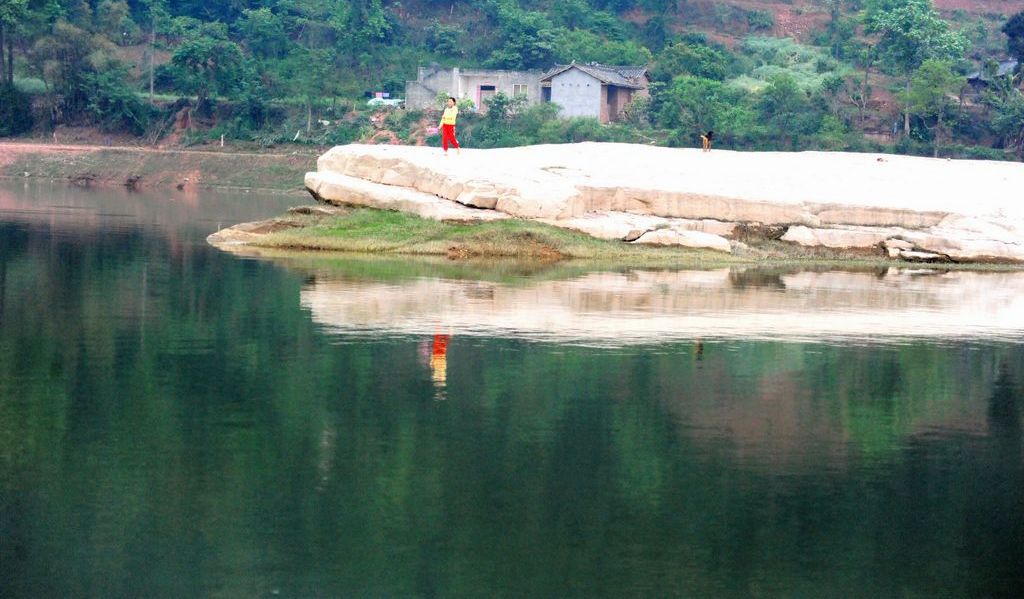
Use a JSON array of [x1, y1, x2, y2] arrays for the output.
[[439, 96, 461, 155]]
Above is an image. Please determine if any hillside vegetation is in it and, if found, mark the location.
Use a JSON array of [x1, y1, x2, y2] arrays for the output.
[[1, 1, 1023, 159]]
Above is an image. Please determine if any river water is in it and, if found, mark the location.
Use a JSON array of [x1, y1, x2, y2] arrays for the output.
[[1, 180, 1022, 598]]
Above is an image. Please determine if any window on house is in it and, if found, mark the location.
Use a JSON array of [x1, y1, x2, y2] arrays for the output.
[[513, 84, 528, 97]]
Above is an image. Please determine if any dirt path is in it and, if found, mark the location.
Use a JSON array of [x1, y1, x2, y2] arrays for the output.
[[0, 142, 318, 191], [0, 141, 317, 162]]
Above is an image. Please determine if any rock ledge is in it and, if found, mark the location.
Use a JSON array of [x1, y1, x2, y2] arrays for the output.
[[305, 143, 1024, 262]]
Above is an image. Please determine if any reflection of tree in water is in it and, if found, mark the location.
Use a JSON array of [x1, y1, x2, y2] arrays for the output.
[[727, 267, 787, 290], [960, 363, 1024, 599], [988, 362, 1021, 444]]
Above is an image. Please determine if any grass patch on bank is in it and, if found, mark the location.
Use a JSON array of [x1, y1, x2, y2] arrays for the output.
[[254, 208, 741, 264], [236, 207, 1024, 269]]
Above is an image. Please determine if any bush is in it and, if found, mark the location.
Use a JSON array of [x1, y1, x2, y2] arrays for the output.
[[538, 117, 608, 143], [0, 85, 35, 137], [893, 136, 932, 157], [651, 41, 734, 82], [747, 10, 775, 33], [83, 71, 155, 135], [731, 36, 849, 93], [621, 95, 651, 127], [817, 115, 848, 150], [13, 77, 47, 95], [942, 144, 1015, 161]]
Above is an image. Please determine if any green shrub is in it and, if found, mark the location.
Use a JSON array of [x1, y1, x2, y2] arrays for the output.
[[732, 37, 849, 92], [13, 77, 47, 95], [747, 10, 775, 33], [83, 71, 155, 135], [538, 117, 608, 144], [943, 144, 1015, 161]]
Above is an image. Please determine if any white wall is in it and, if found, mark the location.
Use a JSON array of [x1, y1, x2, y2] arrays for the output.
[[549, 69, 601, 119]]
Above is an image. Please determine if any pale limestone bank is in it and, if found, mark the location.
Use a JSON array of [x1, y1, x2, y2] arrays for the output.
[[305, 142, 1024, 262]]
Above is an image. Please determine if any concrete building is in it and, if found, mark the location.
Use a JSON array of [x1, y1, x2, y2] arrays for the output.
[[405, 66, 543, 111], [540, 63, 649, 123]]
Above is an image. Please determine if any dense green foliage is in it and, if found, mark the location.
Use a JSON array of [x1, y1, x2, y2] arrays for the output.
[[1001, 10, 1024, 66], [0, 1, 1022, 159], [0, 83, 33, 135]]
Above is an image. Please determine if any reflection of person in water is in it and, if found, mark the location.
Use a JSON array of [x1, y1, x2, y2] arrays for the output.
[[694, 339, 704, 361], [430, 333, 451, 397]]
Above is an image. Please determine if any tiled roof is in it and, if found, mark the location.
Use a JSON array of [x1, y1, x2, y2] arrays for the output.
[[541, 63, 648, 88]]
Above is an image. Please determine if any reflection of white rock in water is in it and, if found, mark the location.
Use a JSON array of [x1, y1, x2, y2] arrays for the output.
[[301, 268, 1024, 345], [305, 143, 1024, 262]]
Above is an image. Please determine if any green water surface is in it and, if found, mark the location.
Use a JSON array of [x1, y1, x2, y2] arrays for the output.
[[0, 181, 1021, 598]]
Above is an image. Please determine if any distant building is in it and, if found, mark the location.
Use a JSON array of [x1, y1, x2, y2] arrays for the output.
[[966, 59, 1019, 90], [405, 62, 652, 122], [540, 63, 650, 124], [405, 66, 543, 111]]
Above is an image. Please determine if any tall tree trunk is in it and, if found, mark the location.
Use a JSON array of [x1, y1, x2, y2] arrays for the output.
[[5, 33, 12, 85], [934, 113, 942, 158], [860, 64, 869, 124], [903, 78, 911, 137], [0, 25, 6, 86], [0, 257, 6, 326], [306, 98, 312, 133], [148, 24, 155, 104]]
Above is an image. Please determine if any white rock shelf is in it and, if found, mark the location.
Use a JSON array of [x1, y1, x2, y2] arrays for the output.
[[305, 143, 1024, 262]]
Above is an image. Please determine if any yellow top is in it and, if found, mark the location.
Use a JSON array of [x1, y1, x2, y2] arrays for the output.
[[440, 106, 458, 125]]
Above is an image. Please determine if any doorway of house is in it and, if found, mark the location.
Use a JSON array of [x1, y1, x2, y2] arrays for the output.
[[607, 87, 619, 121]]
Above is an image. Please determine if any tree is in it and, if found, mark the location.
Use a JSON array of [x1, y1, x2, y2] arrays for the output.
[[346, 0, 393, 45], [0, 82, 32, 135], [654, 76, 730, 131], [903, 59, 960, 157], [652, 75, 759, 147], [425, 20, 464, 56], [279, 47, 332, 134], [30, 20, 116, 118], [83, 65, 153, 134], [757, 73, 815, 149], [485, 4, 557, 69], [169, 22, 247, 114], [555, 29, 651, 65], [0, 0, 28, 85], [816, 0, 858, 60], [1003, 11, 1024, 69], [985, 85, 1024, 158], [650, 41, 732, 83], [140, 0, 169, 104], [236, 8, 289, 60], [817, 114, 848, 150], [552, 0, 589, 30], [642, 14, 669, 52], [95, 0, 137, 45], [865, 0, 968, 137]]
